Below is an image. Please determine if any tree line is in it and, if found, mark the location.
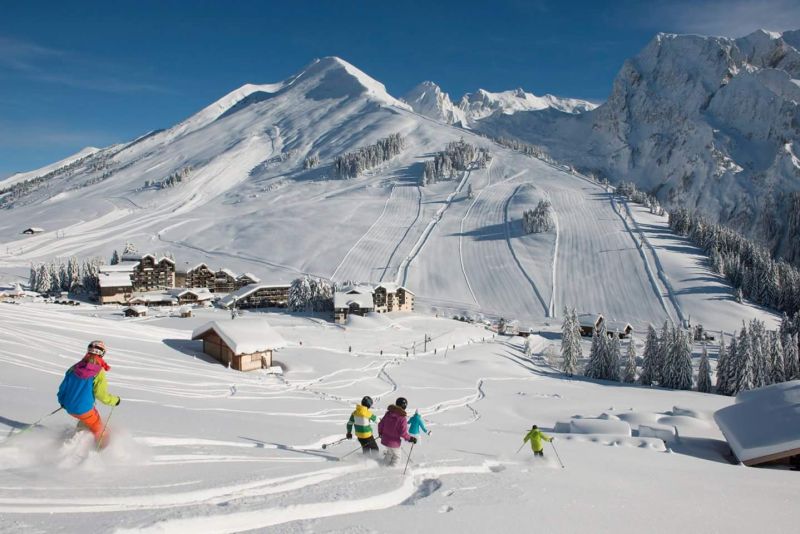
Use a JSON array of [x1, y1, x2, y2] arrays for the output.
[[287, 276, 336, 312], [422, 140, 490, 185], [28, 257, 104, 295], [333, 133, 405, 179], [143, 166, 192, 190], [668, 207, 800, 318]]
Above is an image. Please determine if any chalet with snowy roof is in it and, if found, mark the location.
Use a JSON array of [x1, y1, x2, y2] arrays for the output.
[[373, 283, 414, 313], [191, 319, 287, 372], [123, 305, 148, 317], [714, 381, 800, 467], [577, 313, 604, 336], [214, 268, 238, 293], [183, 263, 216, 290], [334, 286, 375, 323], [21, 227, 44, 235], [168, 287, 213, 305], [132, 254, 175, 291], [128, 292, 178, 307], [98, 273, 133, 304], [219, 283, 291, 309], [606, 320, 634, 339], [236, 273, 261, 289]]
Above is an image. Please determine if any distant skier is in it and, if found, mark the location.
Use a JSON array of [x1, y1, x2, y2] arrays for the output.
[[378, 397, 416, 466], [346, 396, 379, 455], [523, 424, 553, 457], [408, 409, 430, 439], [57, 340, 121, 446]]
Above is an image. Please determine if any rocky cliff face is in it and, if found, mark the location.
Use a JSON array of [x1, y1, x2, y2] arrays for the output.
[[477, 30, 800, 264]]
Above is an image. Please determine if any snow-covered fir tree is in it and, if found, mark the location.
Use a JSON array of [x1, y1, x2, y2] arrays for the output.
[[81, 257, 104, 295], [715, 334, 730, 395], [622, 338, 637, 383], [334, 133, 404, 179], [585, 322, 615, 380], [639, 324, 660, 385], [748, 319, 770, 387], [522, 200, 554, 234], [769, 331, 785, 384], [733, 323, 755, 394], [110, 250, 120, 265], [656, 321, 671, 381], [662, 328, 693, 390], [608, 333, 622, 381], [560, 306, 579, 376], [66, 256, 80, 291], [569, 309, 583, 367], [785, 334, 800, 380], [27, 264, 37, 292], [303, 153, 320, 170], [697, 344, 712, 393], [421, 140, 483, 184]]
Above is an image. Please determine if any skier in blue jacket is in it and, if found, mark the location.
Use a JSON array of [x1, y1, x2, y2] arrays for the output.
[[408, 410, 430, 438]]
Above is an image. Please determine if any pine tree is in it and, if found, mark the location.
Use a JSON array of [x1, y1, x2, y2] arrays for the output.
[[785, 334, 800, 380], [749, 319, 769, 387], [560, 306, 578, 376], [110, 250, 120, 265], [36, 263, 51, 294], [66, 256, 80, 291], [584, 324, 606, 380], [622, 338, 637, 383], [28, 264, 37, 292], [769, 331, 785, 384], [716, 334, 730, 395], [570, 309, 583, 364], [639, 325, 660, 385], [656, 321, 671, 382], [608, 333, 622, 381], [697, 344, 712, 393], [734, 323, 755, 394], [661, 328, 693, 390]]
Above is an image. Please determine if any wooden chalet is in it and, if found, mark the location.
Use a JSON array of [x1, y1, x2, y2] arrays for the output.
[[606, 320, 634, 339], [214, 268, 238, 293], [168, 287, 213, 305], [21, 227, 45, 235], [220, 283, 290, 309], [99, 273, 133, 304], [123, 305, 148, 317], [235, 273, 261, 290], [334, 286, 375, 323], [714, 381, 800, 467], [577, 313, 604, 336], [132, 254, 175, 291], [373, 283, 414, 313], [185, 263, 216, 290], [128, 292, 177, 307], [191, 319, 286, 372]]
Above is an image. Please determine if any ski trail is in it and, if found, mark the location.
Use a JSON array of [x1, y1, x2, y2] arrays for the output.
[[378, 185, 423, 282], [329, 186, 396, 282], [119, 464, 496, 534], [549, 201, 560, 318], [396, 164, 473, 286], [608, 195, 679, 325], [503, 184, 549, 317]]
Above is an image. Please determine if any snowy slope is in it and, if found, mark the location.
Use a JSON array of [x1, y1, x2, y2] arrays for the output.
[[0, 303, 795, 533], [0, 56, 780, 335], [0, 146, 100, 189], [476, 29, 800, 264]]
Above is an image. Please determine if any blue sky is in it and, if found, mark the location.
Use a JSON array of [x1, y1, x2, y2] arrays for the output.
[[1, 0, 799, 178]]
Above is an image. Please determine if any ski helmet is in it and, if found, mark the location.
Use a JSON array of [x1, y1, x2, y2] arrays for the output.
[[531, 424, 538, 430], [361, 396, 373, 408], [395, 397, 408, 410], [87, 340, 106, 356]]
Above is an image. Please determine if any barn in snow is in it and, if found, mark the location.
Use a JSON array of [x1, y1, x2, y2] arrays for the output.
[[191, 319, 286, 372]]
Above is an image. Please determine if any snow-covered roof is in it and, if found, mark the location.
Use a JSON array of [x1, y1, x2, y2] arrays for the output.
[[187, 263, 211, 272], [168, 287, 213, 300], [22, 227, 44, 233], [341, 284, 374, 295], [191, 319, 287, 354], [100, 261, 138, 273], [714, 381, 800, 465], [219, 283, 290, 308], [237, 272, 261, 283], [123, 305, 148, 314], [158, 257, 175, 265], [334, 291, 374, 310], [577, 313, 603, 328], [374, 282, 413, 294], [99, 273, 132, 288], [217, 268, 238, 278], [606, 320, 633, 333], [128, 292, 177, 304]]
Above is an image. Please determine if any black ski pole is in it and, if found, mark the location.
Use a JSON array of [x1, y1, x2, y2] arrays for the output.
[[402, 442, 415, 475], [551, 441, 565, 468], [5, 407, 63, 442], [322, 437, 348, 450]]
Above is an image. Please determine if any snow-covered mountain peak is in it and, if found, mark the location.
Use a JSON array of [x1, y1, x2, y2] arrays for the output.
[[402, 81, 466, 125], [458, 87, 596, 122], [298, 56, 411, 110]]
